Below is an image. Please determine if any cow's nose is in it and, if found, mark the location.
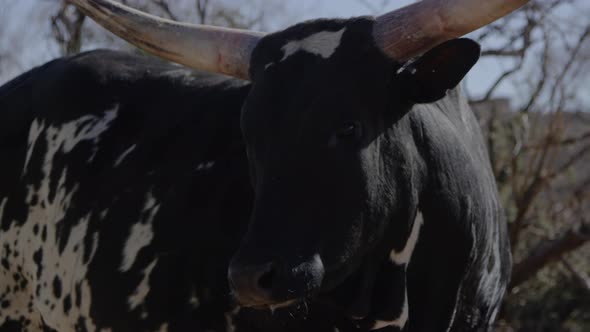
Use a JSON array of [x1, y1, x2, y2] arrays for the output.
[[228, 262, 277, 304]]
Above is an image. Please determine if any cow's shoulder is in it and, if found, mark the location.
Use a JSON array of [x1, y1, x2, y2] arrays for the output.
[[0, 50, 253, 331]]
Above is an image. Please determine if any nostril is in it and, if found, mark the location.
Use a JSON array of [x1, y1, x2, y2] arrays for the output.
[[257, 265, 276, 291]]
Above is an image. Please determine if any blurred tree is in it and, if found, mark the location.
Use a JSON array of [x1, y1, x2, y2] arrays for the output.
[[358, 1, 590, 330], [0, 0, 292, 84], [468, 1, 590, 330], [51, 1, 86, 55], [49, 0, 286, 56]]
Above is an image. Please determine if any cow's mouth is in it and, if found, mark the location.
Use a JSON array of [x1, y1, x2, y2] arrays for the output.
[[228, 254, 324, 309], [321, 256, 364, 292], [239, 257, 365, 312], [243, 299, 299, 311]]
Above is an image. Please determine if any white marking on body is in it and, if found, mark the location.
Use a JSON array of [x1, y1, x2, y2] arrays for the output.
[[161, 67, 198, 84], [0, 108, 118, 330], [188, 287, 200, 309], [0, 197, 6, 221], [1, 186, 99, 331], [156, 323, 169, 332], [120, 192, 160, 272], [390, 211, 423, 265], [36, 212, 99, 331], [99, 209, 109, 220], [120, 221, 154, 272], [225, 307, 240, 332], [476, 223, 504, 321], [113, 144, 137, 167], [371, 212, 422, 331], [195, 161, 215, 171], [371, 290, 409, 330], [269, 299, 296, 314], [128, 258, 158, 311], [280, 28, 346, 62], [24, 119, 45, 172], [47, 105, 118, 163]]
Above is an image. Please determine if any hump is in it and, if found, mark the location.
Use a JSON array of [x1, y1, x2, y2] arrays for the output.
[[0, 49, 251, 202], [30, 49, 248, 115], [1, 49, 250, 126], [52, 49, 245, 86]]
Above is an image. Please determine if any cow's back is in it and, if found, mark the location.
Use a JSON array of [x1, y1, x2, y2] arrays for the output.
[[0, 50, 253, 332]]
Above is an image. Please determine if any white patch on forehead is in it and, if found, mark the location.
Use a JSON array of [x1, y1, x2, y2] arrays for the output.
[[280, 28, 346, 62], [113, 144, 136, 167], [120, 192, 160, 272], [371, 290, 409, 330], [156, 323, 169, 332], [390, 211, 423, 265], [128, 258, 158, 311]]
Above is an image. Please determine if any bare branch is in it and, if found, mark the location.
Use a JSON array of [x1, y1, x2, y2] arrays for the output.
[[196, 0, 210, 25], [511, 223, 590, 288], [149, 0, 178, 20], [52, 3, 86, 55], [561, 258, 590, 295], [524, 130, 590, 149]]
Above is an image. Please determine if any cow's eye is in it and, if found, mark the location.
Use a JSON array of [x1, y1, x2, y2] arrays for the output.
[[329, 122, 362, 146], [337, 122, 361, 139]]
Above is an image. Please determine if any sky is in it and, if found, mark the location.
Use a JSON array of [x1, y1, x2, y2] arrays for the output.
[[285, 0, 590, 107], [2, 0, 589, 108]]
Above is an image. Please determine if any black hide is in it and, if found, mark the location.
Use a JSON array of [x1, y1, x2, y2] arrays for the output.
[[0, 17, 510, 332]]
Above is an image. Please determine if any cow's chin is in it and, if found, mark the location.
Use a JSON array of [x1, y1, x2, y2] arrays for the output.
[[320, 249, 367, 293], [322, 260, 363, 292], [231, 251, 365, 312], [241, 256, 365, 313]]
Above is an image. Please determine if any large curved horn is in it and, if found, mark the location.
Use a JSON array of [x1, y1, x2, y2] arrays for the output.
[[67, 0, 264, 80], [374, 0, 530, 61]]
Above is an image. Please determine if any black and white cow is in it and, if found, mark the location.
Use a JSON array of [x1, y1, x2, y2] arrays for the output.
[[0, 0, 524, 331]]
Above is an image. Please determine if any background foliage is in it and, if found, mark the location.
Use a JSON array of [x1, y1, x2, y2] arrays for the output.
[[0, 1, 588, 331]]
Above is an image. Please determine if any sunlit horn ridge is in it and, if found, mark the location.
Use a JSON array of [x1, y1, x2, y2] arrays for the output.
[[67, 0, 264, 80], [374, 0, 530, 61]]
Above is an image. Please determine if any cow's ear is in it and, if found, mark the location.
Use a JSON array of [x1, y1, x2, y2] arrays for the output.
[[399, 38, 480, 104]]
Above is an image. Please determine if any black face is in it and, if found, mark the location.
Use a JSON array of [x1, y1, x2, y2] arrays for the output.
[[228, 17, 480, 308]]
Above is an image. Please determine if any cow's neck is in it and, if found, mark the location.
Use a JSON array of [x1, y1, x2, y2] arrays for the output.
[[324, 134, 423, 328], [324, 113, 428, 328]]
